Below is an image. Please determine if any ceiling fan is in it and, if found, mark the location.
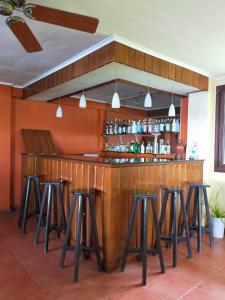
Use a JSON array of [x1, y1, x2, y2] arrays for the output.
[[0, 0, 99, 53]]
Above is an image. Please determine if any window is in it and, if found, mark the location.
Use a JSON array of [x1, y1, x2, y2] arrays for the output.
[[214, 85, 225, 172]]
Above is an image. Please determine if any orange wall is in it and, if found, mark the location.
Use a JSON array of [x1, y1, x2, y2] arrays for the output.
[[0, 85, 12, 210], [0, 87, 188, 210], [13, 98, 101, 206]]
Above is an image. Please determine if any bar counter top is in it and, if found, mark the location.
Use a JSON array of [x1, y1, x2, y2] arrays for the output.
[[22, 153, 203, 167]]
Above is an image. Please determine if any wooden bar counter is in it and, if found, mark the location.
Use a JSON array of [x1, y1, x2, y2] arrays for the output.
[[22, 154, 203, 271]]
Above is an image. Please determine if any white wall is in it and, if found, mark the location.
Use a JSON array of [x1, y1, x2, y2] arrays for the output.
[[187, 79, 225, 209]]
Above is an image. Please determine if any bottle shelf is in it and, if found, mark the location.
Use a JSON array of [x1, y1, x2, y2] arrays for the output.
[[101, 151, 176, 159], [102, 132, 179, 137]]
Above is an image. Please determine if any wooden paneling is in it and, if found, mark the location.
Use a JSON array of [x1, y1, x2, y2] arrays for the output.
[[22, 154, 203, 271], [21, 129, 57, 154], [23, 42, 208, 99]]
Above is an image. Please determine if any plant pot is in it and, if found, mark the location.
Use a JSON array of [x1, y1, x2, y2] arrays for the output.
[[211, 216, 225, 238]]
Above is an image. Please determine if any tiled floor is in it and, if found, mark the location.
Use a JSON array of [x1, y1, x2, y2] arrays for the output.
[[0, 212, 225, 300]]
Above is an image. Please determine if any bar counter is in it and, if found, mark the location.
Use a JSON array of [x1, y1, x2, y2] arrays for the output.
[[22, 153, 203, 271]]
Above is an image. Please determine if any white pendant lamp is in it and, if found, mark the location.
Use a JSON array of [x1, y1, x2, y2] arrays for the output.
[[79, 93, 87, 108], [56, 98, 63, 118], [112, 80, 120, 108], [144, 89, 152, 108], [168, 93, 175, 117]]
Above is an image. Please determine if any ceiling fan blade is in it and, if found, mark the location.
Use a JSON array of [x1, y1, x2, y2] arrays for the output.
[[6, 16, 42, 53], [24, 4, 99, 33]]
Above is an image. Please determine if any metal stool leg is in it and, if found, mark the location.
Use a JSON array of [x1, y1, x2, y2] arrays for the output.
[[203, 187, 214, 246], [73, 195, 83, 283], [191, 188, 198, 238], [142, 198, 148, 286], [196, 187, 202, 252], [167, 193, 174, 249], [172, 192, 177, 267], [180, 191, 192, 259], [44, 185, 52, 253], [159, 190, 169, 232], [53, 186, 59, 238], [59, 195, 76, 268], [58, 185, 67, 232], [179, 186, 193, 236], [120, 197, 138, 272], [34, 177, 41, 216], [18, 177, 29, 228], [151, 200, 165, 274], [21, 177, 32, 234], [88, 193, 103, 271], [34, 186, 47, 245]]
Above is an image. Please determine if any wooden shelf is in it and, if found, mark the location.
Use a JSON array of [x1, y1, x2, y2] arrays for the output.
[[102, 132, 179, 137]]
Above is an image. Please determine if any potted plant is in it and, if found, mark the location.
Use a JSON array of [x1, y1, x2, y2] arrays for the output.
[[210, 191, 225, 238]]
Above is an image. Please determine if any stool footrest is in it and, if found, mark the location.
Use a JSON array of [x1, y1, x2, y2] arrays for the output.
[[127, 247, 162, 256]]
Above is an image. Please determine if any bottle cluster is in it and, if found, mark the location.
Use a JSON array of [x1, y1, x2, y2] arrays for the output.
[[106, 138, 171, 154], [105, 118, 180, 135]]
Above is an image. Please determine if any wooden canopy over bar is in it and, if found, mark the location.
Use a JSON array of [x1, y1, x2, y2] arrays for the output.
[[23, 42, 208, 99]]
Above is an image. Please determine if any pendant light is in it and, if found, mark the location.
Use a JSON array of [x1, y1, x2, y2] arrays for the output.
[[79, 92, 86, 108], [144, 88, 152, 108], [56, 98, 63, 118], [111, 80, 120, 108], [168, 92, 175, 117]]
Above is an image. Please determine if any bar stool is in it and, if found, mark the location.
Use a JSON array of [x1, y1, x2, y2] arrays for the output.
[[18, 175, 42, 234], [120, 190, 165, 286], [59, 189, 103, 283], [182, 183, 214, 252], [159, 186, 192, 267], [34, 180, 67, 253]]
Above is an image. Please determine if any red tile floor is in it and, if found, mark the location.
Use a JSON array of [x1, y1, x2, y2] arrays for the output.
[[0, 212, 225, 300]]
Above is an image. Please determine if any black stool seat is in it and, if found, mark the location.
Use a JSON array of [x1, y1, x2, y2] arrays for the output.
[[18, 175, 42, 234], [40, 179, 65, 185], [162, 186, 184, 192], [120, 191, 165, 286], [59, 189, 103, 283], [134, 190, 157, 199], [34, 180, 67, 253], [181, 182, 213, 252], [159, 186, 192, 267], [188, 182, 210, 188], [71, 189, 95, 196]]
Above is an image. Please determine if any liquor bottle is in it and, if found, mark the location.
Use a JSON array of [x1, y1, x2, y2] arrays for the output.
[[130, 140, 135, 153], [176, 119, 180, 132], [140, 141, 145, 153], [132, 120, 137, 134], [109, 121, 113, 134], [159, 119, 164, 132], [122, 120, 127, 134], [146, 142, 151, 153], [143, 119, 148, 134], [171, 118, 176, 132], [114, 119, 118, 135], [127, 120, 132, 134], [154, 119, 160, 133], [105, 121, 109, 134], [118, 119, 123, 134], [165, 118, 170, 132], [137, 120, 141, 134]]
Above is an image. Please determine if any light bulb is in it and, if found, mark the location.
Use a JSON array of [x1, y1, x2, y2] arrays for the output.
[[168, 103, 175, 117], [112, 92, 120, 108], [144, 91, 152, 108], [79, 94, 86, 108], [56, 105, 63, 118]]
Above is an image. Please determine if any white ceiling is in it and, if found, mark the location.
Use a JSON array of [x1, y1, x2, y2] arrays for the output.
[[1, 0, 225, 87], [28, 0, 225, 79], [72, 81, 182, 110], [0, 9, 107, 85]]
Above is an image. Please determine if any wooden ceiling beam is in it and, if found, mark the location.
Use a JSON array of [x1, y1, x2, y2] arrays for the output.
[[22, 41, 208, 99]]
